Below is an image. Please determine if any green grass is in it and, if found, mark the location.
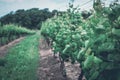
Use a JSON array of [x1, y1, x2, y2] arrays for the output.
[[0, 34, 40, 80]]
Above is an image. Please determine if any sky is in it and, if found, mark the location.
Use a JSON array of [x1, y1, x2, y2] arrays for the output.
[[0, 0, 118, 17]]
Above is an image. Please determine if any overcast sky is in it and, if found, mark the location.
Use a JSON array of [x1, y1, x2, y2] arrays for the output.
[[0, 0, 118, 17], [0, 0, 94, 17]]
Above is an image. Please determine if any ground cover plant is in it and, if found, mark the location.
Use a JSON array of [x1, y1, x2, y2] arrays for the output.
[[0, 34, 40, 80]]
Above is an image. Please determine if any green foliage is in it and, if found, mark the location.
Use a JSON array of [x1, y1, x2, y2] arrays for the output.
[[0, 24, 35, 46], [41, 1, 120, 80], [0, 8, 58, 29], [0, 24, 35, 36], [0, 34, 40, 80]]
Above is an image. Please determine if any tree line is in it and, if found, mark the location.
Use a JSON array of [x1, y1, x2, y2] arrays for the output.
[[0, 8, 58, 29]]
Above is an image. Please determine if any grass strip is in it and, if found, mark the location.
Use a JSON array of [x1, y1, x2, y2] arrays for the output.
[[0, 34, 40, 80]]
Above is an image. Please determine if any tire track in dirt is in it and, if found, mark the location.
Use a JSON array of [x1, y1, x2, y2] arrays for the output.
[[38, 38, 81, 80], [38, 38, 67, 80], [0, 37, 24, 57]]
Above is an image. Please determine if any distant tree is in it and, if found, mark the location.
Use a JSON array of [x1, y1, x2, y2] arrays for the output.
[[0, 11, 14, 25], [52, 10, 58, 16], [0, 8, 58, 29], [81, 10, 92, 19]]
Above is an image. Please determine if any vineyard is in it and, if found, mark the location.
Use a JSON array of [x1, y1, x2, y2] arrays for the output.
[[0, 0, 120, 80], [41, 1, 120, 80], [0, 24, 35, 46]]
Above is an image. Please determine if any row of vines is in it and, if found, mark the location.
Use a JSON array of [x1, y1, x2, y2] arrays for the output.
[[41, 1, 120, 80], [0, 24, 35, 46]]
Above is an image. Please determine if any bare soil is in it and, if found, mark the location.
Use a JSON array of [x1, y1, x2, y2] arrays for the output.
[[38, 38, 81, 80], [0, 37, 24, 57]]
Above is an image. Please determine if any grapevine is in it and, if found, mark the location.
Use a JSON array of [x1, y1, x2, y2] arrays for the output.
[[41, 1, 120, 80]]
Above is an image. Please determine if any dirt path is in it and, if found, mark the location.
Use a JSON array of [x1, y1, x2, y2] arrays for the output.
[[0, 37, 24, 57], [38, 39, 81, 80]]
